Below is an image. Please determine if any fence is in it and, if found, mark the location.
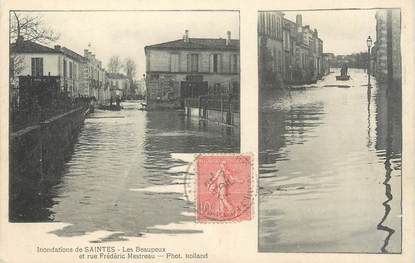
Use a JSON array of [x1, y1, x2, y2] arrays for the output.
[[184, 96, 239, 113], [10, 76, 91, 132]]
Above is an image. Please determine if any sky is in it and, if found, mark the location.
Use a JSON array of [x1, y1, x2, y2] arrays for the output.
[[15, 11, 239, 78], [284, 9, 377, 55], [14, 10, 377, 77]]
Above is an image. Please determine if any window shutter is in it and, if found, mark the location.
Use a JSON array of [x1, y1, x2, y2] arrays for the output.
[[197, 54, 201, 73], [187, 54, 191, 72], [236, 55, 239, 73], [209, 54, 215, 73], [31, 58, 35, 76], [39, 58, 43, 76], [218, 54, 222, 73]]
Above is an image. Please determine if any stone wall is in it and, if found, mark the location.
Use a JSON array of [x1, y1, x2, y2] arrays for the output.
[[9, 107, 89, 221]]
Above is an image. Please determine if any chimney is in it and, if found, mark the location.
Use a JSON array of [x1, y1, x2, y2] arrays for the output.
[[314, 29, 318, 37], [226, 31, 231, 46], [296, 14, 302, 27], [54, 45, 61, 51], [84, 49, 89, 57], [184, 30, 189, 43], [296, 14, 303, 33]]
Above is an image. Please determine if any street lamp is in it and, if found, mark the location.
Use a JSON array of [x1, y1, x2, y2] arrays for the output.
[[367, 36, 373, 87]]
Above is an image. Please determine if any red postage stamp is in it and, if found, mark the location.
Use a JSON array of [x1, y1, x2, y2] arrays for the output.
[[196, 154, 252, 222]]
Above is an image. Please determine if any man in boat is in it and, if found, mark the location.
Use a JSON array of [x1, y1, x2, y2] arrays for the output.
[[340, 63, 349, 77]]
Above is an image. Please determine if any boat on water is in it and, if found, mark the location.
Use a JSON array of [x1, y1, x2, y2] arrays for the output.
[[336, 75, 350, 81], [139, 102, 147, 111], [337, 63, 350, 81]]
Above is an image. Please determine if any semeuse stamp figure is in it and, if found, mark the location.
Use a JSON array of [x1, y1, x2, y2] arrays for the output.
[[196, 155, 252, 222]]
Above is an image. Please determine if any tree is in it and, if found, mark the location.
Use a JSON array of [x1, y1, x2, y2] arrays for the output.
[[10, 11, 60, 44], [124, 58, 137, 97], [10, 12, 60, 80], [124, 58, 137, 80], [107, 56, 121, 74], [10, 55, 25, 78]]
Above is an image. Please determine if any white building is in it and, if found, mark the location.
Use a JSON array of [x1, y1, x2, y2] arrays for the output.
[[83, 49, 109, 103], [11, 39, 111, 104], [11, 39, 85, 97]]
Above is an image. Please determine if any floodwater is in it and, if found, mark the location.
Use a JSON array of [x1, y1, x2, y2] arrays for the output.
[[29, 103, 239, 241], [259, 69, 402, 253]]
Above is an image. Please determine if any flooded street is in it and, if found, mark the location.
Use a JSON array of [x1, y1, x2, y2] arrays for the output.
[[38, 105, 239, 241], [259, 69, 402, 253]]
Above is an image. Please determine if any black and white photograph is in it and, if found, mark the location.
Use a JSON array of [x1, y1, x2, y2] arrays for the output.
[[9, 10, 240, 239], [1, 1, 414, 263], [258, 9, 402, 253]]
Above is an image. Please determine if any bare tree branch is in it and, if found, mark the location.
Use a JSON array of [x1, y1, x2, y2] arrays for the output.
[[107, 56, 121, 74], [10, 12, 60, 44], [124, 58, 137, 81]]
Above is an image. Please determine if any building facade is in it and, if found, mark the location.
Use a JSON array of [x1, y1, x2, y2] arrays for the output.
[[83, 49, 109, 103], [107, 73, 130, 100], [145, 30, 240, 108], [259, 13, 327, 89], [11, 39, 110, 104], [373, 9, 401, 87], [11, 39, 84, 97], [258, 11, 284, 89]]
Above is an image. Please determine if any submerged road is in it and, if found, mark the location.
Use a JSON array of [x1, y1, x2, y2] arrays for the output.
[[26, 104, 239, 241], [259, 68, 402, 253]]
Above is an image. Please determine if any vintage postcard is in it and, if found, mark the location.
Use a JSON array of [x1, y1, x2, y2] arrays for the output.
[[0, 0, 414, 263]]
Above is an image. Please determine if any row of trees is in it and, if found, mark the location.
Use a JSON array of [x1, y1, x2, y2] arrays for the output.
[[329, 52, 369, 69], [107, 56, 137, 81], [107, 56, 138, 98]]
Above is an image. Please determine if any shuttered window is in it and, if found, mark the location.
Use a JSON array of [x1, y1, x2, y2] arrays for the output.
[[69, 61, 73, 78], [170, 54, 179, 72], [63, 60, 67, 78], [187, 54, 199, 72], [73, 63, 77, 78], [31, 58, 43, 77], [230, 54, 239, 73], [209, 54, 222, 73]]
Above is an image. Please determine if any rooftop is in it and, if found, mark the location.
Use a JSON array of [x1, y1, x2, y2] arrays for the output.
[[145, 38, 239, 51], [11, 40, 61, 54], [11, 40, 85, 63]]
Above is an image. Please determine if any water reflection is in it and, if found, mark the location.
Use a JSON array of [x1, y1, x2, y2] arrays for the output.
[[374, 82, 402, 253], [259, 69, 401, 253], [13, 105, 239, 241]]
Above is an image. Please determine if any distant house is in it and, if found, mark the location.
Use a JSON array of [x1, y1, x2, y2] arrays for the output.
[[10, 38, 84, 97], [107, 73, 129, 99], [83, 49, 109, 103], [144, 30, 240, 108]]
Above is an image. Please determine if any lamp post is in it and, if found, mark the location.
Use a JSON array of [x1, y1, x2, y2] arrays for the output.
[[367, 36, 373, 87]]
